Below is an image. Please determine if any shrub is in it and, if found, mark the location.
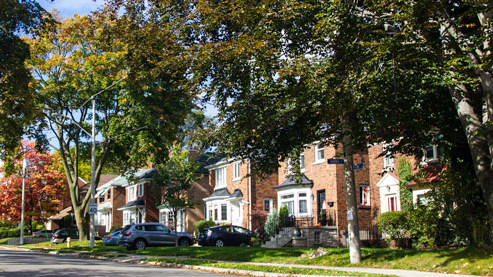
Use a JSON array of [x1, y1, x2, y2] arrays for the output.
[[279, 206, 292, 227], [251, 209, 268, 231], [377, 211, 411, 248], [264, 209, 279, 239], [195, 219, 215, 234], [0, 228, 20, 239]]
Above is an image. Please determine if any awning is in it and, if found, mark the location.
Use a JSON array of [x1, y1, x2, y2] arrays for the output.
[[97, 201, 112, 211], [117, 200, 145, 211]]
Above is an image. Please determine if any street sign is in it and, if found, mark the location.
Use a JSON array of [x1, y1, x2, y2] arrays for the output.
[[88, 203, 98, 215], [352, 163, 365, 170], [327, 159, 345, 164]]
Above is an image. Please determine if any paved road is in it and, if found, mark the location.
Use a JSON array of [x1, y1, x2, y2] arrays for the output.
[[0, 249, 232, 277]]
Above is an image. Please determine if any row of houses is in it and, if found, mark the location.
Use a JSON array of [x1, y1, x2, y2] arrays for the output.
[[48, 142, 435, 245]]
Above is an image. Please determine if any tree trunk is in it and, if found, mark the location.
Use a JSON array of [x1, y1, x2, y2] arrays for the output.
[[448, 84, 493, 243], [74, 206, 89, 240], [342, 112, 362, 264]]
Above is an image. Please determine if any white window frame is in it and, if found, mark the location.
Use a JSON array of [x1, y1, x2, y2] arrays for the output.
[[205, 200, 230, 223], [413, 188, 432, 206], [300, 153, 305, 172], [423, 145, 439, 163], [214, 167, 227, 189], [127, 186, 136, 201], [382, 144, 394, 170], [359, 184, 371, 206], [314, 143, 325, 164], [263, 198, 273, 213], [277, 187, 312, 217], [233, 162, 241, 181], [137, 183, 144, 197]]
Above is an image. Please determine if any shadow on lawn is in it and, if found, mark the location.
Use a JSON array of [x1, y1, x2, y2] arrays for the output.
[[434, 246, 493, 267]]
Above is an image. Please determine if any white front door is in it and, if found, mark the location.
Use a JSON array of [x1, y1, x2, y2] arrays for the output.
[[230, 201, 243, 226]]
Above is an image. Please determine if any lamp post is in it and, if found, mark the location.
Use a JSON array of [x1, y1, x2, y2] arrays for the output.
[[89, 96, 96, 249], [20, 158, 28, 245]]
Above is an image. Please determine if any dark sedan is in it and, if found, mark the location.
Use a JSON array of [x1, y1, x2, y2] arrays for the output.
[[103, 229, 122, 246], [197, 225, 255, 247]]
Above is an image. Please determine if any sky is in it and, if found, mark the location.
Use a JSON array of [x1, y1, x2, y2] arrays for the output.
[[36, 0, 103, 18], [35, 0, 218, 118]]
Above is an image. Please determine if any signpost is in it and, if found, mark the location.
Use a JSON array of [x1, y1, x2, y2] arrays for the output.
[[88, 203, 98, 215]]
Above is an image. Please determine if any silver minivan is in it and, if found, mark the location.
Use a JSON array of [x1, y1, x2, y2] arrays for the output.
[[118, 223, 193, 250]]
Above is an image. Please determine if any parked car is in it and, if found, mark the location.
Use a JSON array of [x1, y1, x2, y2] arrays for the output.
[[197, 225, 255, 247], [118, 222, 194, 250], [33, 229, 54, 238], [51, 228, 79, 244], [103, 228, 122, 246]]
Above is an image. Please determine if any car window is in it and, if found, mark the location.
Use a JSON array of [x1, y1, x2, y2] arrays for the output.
[[155, 225, 168, 232], [144, 225, 157, 231], [225, 226, 234, 233], [135, 225, 144, 231], [233, 226, 249, 234]]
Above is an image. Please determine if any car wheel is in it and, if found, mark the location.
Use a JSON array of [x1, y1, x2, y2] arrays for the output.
[[178, 238, 190, 246], [215, 239, 224, 247], [134, 239, 146, 251]]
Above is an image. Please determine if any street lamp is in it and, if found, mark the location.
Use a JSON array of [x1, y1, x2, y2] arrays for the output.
[[19, 158, 28, 245]]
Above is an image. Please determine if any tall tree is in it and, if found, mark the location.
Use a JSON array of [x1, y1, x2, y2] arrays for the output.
[[0, 0, 51, 161], [364, 0, 493, 242], [154, 142, 201, 246], [0, 141, 67, 234], [26, 9, 194, 239]]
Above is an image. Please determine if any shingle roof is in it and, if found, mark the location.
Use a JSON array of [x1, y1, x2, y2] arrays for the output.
[[274, 174, 313, 190], [118, 200, 145, 210]]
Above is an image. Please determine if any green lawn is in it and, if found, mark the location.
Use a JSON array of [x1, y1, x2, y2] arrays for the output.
[[17, 241, 493, 276], [146, 257, 392, 277]]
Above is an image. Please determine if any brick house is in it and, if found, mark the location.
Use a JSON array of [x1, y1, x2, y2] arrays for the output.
[[94, 174, 122, 234], [277, 142, 376, 239], [117, 169, 160, 226], [368, 143, 438, 216], [203, 158, 278, 230]]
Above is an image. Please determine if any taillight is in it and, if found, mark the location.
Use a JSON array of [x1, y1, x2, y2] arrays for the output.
[[107, 236, 111, 240], [53, 234, 58, 238], [123, 232, 132, 236]]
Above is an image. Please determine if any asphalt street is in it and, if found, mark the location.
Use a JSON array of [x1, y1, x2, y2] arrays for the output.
[[0, 249, 232, 277]]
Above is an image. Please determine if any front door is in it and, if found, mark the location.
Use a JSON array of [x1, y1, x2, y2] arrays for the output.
[[317, 190, 326, 223]]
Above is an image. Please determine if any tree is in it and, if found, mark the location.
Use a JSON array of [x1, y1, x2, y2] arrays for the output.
[[363, 0, 493, 242], [154, 142, 201, 246], [0, 0, 51, 161], [26, 9, 195, 239], [0, 141, 67, 234]]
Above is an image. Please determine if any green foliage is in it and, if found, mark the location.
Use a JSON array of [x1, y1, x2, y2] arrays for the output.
[[377, 211, 411, 248], [396, 157, 413, 211], [0, 228, 20, 239], [279, 206, 292, 228], [109, 225, 121, 233], [264, 209, 280, 239], [195, 219, 215, 234]]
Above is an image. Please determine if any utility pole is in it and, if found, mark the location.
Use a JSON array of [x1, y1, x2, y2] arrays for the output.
[[20, 158, 28, 245], [90, 96, 96, 249]]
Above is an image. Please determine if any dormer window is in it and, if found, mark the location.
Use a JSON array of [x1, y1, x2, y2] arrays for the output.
[[215, 167, 226, 189]]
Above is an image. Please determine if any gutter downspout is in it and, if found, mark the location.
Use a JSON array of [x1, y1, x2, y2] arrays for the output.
[[248, 160, 252, 230]]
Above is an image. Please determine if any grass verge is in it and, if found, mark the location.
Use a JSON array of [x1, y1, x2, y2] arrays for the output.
[[145, 257, 393, 277], [18, 241, 493, 276]]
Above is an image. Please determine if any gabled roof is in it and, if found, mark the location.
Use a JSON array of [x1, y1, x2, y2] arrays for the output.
[[376, 172, 400, 188], [274, 174, 313, 190]]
